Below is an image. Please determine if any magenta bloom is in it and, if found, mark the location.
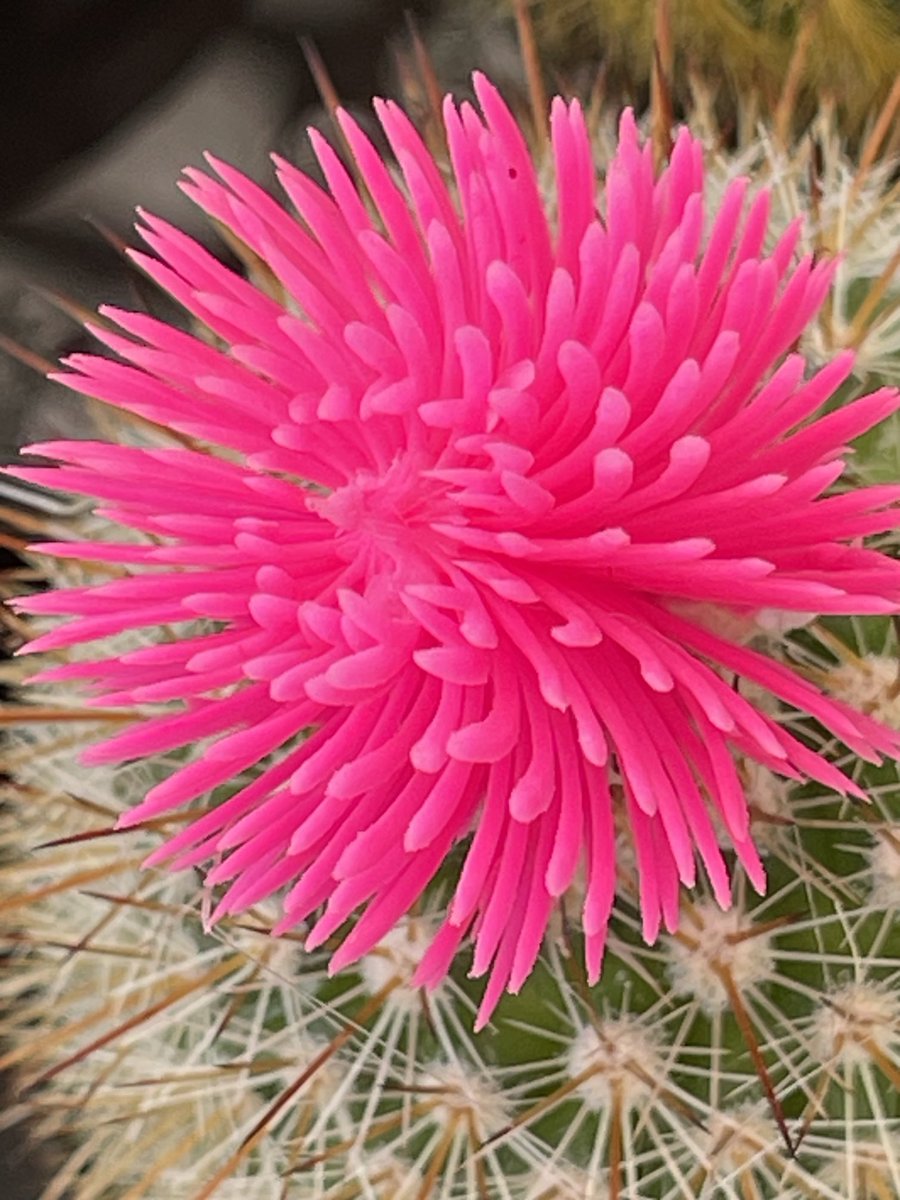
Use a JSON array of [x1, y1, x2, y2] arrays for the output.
[[12, 75, 900, 1026]]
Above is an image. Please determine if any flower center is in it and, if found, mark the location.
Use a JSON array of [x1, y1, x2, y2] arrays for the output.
[[307, 456, 448, 555]]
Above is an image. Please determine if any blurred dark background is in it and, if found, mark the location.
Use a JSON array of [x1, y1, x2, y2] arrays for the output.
[[1, 0, 429, 465], [0, 0, 446, 215]]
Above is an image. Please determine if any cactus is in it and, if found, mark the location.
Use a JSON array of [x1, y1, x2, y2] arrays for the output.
[[518, 0, 900, 141], [1, 19, 899, 1200], [3, 625, 899, 1197]]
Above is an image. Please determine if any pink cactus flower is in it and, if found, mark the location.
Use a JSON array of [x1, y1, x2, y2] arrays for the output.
[[10, 74, 900, 1027]]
